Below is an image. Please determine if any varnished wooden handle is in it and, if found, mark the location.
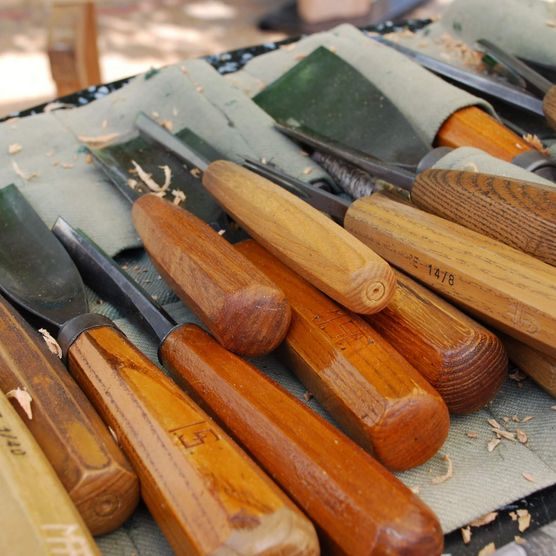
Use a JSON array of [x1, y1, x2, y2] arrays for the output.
[[544, 85, 556, 131], [132, 194, 291, 357], [0, 296, 138, 535], [436, 106, 533, 161], [0, 390, 99, 555], [203, 160, 396, 314], [67, 325, 318, 556], [236, 239, 449, 469], [367, 270, 507, 413], [411, 169, 556, 267], [344, 193, 556, 359], [160, 324, 444, 555], [502, 335, 556, 398]]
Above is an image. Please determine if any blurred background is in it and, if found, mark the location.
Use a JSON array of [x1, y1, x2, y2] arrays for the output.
[[0, 0, 450, 118]]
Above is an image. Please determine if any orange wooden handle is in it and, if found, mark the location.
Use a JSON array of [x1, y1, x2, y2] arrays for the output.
[[236, 239, 449, 469], [132, 194, 291, 357], [160, 323, 444, 555], [67, 325, 318, 555], [0, 296, 138, 535], [436, 106, 532, 161]]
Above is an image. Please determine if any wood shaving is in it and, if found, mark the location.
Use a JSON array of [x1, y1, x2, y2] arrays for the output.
[[8, 143, 22, 155], [161, 119, 173, 131], [217, 229, 226, 236], [127, 178, 138, 189], [78, 132, 121, 147], [151, 111, 160, 119], [488, 418, 501, 429], [461, 526, 471, 544], [522, 472, 536, 483], [6, 388, 33, 420], [61, 163, 74, 169], [503, 416, 510, 423], [466, 431, 479, 439], [470, 512, 498, 527], [131, 161, 172, 193], [522, 133, 549, 155], [261, 157, 267, 165], [491, 428, 516, 441], [514, 535, 525, 545], [294, 54, 307, 61], [522, 416, 534, 423], [431, 454, 453, 484], [84, 153, 93, 164], [516, 509, 531, 532], [196, 85, 204, 93], [509, 370, 527, 382], [190, 167, 201, 178], [12, 160, 38, 181], [328, 46, 337, 53], [38, 328, 62, 359], [303, 167, 313, 175], [516, 429, 528, 444], [108, 426, 119, 445], [171, 189, 186, 206], [303, 391, 313, 401], [478, 543, 496, 556], [409, 485, 420, 494], [488, 438, 501, 452], [510, 511, 517, 521]]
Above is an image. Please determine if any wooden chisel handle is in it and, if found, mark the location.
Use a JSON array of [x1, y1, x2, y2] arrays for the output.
[[132, 194, 291, 357], [66, 323, 318, 556], [344, 193, 556, 359], [0, 389, 99, 556], [202, 160, 396, 314], [411, 169, 556, 267], [436, 106, 533, 161], [544, 85, 556, 131], [0, 296, 138, 535], [160, 324, 444, 555], [236, 239, 449, 469], [366, 270, 507, 413]]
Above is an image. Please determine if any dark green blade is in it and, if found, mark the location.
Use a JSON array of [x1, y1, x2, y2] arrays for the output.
[[0, 185, 87, 328]]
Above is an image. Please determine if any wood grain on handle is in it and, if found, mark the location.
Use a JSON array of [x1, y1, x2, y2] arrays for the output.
[[236, 239, 449, 469], [502, 335, 556, 398], [366, 270, 507, 413], [411, 169, 556, 267], [202, 160, 396, 314], [544, 85, 556, 131], [0, 390, 99, 556], [0, 296, 138, 535], [436, 106, 532, 161], [67, 326, 318, 556], [160, 324, 444, 555], [344, 193, 556, 359], [132, 194, 291, 357]]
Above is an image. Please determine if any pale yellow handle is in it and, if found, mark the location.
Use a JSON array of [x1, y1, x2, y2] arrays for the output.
[[203, 161, 396, 314], [0, 390, 99, 555], [345, 194, 556, 358]]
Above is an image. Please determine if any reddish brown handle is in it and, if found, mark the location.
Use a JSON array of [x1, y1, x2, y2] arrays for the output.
[[236, 239, 449, 469], [0, 296, 138, 535], [132, 194, 291, 357], [160, 324, 444, 556], [67, 325, 318, 556], [544, 85, 556, 131]]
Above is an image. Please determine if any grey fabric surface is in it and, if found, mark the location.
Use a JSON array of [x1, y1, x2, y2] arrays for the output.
[[225, 24, 495, 145]]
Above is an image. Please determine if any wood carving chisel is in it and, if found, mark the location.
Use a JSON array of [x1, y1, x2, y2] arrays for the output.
[[245, 168, 556, 359], [273, 124, 556, 266], [236, 239, 450, 469], [90, 149, 291, 357], [135, 112, 397, 315], [0, 389, 100, 555], [54, 219, 444, 556]]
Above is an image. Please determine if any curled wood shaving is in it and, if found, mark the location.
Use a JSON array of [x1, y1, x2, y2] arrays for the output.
[[488, 418, 501, 429], [522, 416, 534, 423], [190, 167, 201, 178], [127, 178, 138, 189], [466, 431, 479, 439], [131, 161, 171, 193], [431, 454, 453, 484], [38, 328, 62, 359], [491, 428, 516, 441], [470, 512, 498, 527], [509, 370, 527, 382], [171, 189, 186, 206], [522, 472, 536, 483], [6, 388, 33, 420], [488, 438, 501, 452], [8, 143, 22, 154], [461, 526, 471, 544], [478, 542, 496, 556], [302, 167, 313, 175], [77, 132, 121, 147], [516, 429, 528, 444], [522, 133, 549, 155], [12, 160, 38, 181], [516, 509, 531, 532]]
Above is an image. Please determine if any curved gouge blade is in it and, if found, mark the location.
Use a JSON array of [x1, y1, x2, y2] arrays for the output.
[[345, 193, 556, 359], [236, 239, 450, 469], [0, 390, 100, 555]]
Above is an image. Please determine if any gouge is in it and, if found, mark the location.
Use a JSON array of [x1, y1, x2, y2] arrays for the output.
[[250, 170, 556, 359], [0, 389, 99, 555], [274, 124, 556, 267], [236, 239, 450, 468], [91, 150, 291, 357], [55, 220, 444, 556], [135, 112, 397, 315]]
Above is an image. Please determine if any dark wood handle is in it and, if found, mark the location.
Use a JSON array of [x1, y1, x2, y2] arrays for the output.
[[67, 325, 318, 556], [367, 270, 508, 413], [543, 85, 556, 131], [412, 169, 556, 267], [235, 239, 449, 469], [436, 106, 533, 161], [0, 296, 138, 535], [132, 194, 291, 357], [160, 324, 444, 555]]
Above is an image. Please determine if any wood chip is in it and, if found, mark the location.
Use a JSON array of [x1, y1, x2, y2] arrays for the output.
[[514, 535, 526, 545], [6, 388, 33, 420], [409, 485, 420, 494], [171, 189, 186, 206], [509, 370, 527, 382], [190, 167, 201, 178], [8, 143, 22, 154], [11, 160, 38, 181], [510, 511, 517, 521], [512, 415, 520, 422], [516, 509, 531, 532], [78, 132, 121, 147], [61, 162, 74, 169], [38, 328, 62, 359], [431, 454, 453, 484], [461, 526, 471, 544], [470, 512, 498, 527], [127, 178, 138, 189], [303, 391, 313, 401], [151, 111, 160, 119], [522, 472, 536, 483], [161, 119, 173, 131], [478, 542, 496, 556], [488, 438, 501, 452], [522, 416, 534, 423], [516, 429, 528, 444], [487, 418, 501, 429], [131, 161, 172, 193], [523, 133, 549, 155], [491, 428, 516, 441], [84, 153, 93, 165], [466, 431, 479, 439]]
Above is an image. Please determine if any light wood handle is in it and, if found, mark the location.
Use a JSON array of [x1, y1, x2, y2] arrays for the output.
[[202, 160, 396, 314], [544, 85, 556, 131], [411, 169, 556, 267], [366, 270, 508, 413], [160, 323, 444, 555], [436, 106, 533, 161], [344, 193, 556, 359], [132, 194, 291, 357], [236, 239, 449, 469], [0, 296, 138, 535], [67, 325, 318, 556], [0, 390, 99, 555]]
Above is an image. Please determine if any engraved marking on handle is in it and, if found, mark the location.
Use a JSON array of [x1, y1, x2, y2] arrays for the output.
[[0, 412, 26, 456], [506, 302, 540, 335], [313, 309, 370, 350], [40, 524, 95, 556], [169, 421, 221, 450]]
